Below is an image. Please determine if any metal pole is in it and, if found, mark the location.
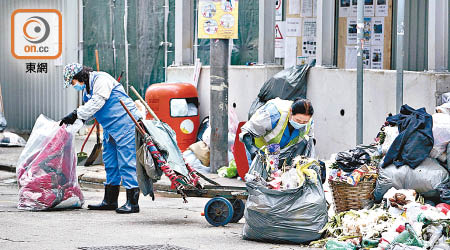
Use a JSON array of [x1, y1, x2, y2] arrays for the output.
[[124, 0, 129, 94], [356, 0, 364, 145], [396, 0, 405, 113], [210, 39, 229, 173], [194, 0, 199, 60], [164, 0, 169, 82]]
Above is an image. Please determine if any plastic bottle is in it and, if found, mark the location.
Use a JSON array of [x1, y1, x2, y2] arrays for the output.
[[389, 223, 424, 248], [361, 239, 379, 248], [325, 240, 356, 250]]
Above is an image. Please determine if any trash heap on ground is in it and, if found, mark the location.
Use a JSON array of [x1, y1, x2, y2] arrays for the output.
[[311, 99, 450, 249]]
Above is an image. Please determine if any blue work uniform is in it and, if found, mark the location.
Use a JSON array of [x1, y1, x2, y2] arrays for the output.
[[83, 72, 141, 189]]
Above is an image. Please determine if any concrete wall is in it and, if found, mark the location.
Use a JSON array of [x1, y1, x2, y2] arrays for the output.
[[167, 65, 449, 159], [167, 65, 284, 121]]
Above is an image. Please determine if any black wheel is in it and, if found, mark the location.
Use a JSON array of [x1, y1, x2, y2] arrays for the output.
[[204, 197, 234, 227], [229, 199, 245, 223]]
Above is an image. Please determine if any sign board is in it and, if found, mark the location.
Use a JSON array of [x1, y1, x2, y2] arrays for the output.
[[275, 21, 285, 58], [198, 0, 239, 39], [275, 0, 283, 21]]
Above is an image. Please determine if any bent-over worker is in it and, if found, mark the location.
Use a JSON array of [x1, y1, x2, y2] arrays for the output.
[[239, 97, 315, 164], [60, 63, 141, 214]]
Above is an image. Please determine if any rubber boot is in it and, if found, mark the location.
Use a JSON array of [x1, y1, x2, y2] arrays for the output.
[[87, 184, 120, 210], [116, 188, 140, 214]]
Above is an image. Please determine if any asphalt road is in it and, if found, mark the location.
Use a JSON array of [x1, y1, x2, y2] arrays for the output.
[[0, 171, 315, 250]]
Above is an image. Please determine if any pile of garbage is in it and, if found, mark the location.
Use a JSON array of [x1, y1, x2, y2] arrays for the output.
[[315, 99, 450, 249], [311, 188, 450, 249]]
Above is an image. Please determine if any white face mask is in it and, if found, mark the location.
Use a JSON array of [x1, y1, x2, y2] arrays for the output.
[[289, 119, 307, 130]]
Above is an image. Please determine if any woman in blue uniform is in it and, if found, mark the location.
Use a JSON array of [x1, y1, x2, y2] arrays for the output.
[[60, 63, 141, 214]]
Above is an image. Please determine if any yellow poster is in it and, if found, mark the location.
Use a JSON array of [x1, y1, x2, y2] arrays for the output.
[[198, 0, 239, 39]]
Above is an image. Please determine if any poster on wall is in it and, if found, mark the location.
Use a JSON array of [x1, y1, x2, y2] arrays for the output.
[[301, 0, 313, 17], [275, 21, 286, 58], [303, 18, 316, 37], [376, 0, 388, 16], [289, 0, 301, 14], [276, 0, 283, 21], [371, 46, 383, 69], [198, 0, 239, 39], [302, 37, 316, 58], [363, 17, 372, 46], [347, 17, 357, 44], [286, 18, 302, 36], [363, 47, 371, 69], [339, 0, 350, 17], [371, 17, 384, 45], [285, 37, 297, 69], [345, 46, 357, 69], [350, 0, 357, 17], [364, 0, 374, 16]]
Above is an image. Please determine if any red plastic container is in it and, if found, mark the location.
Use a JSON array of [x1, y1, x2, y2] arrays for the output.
[[145, 83, 200, 151]]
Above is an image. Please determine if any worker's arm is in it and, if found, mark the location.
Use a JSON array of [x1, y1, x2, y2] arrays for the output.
[[239, 103, 280, 158], [76, 75, 114, 121]]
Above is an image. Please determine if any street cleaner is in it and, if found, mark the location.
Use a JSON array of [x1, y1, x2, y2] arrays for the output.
[[239, 97, 316, 166], [59, 63, 141, 214]]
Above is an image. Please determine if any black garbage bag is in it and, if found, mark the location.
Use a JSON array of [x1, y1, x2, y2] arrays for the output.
[[243, 158, 327, 244], [381, 105, 434, 169], [436, 180, 450, 204], [335, 146, 373, 172], [248, 64, 312, 119]]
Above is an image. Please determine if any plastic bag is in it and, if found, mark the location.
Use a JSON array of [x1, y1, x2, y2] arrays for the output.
[[431, 113, 450, 158], [16, 115, 84, 210], [170, 99, 188, 117], [243, 162, 328, 243], [248, 64, 311, 119], [182, 150, 209, 174], [0, 112, 6, 132], [374, 158, 449, 202], [0, 131, 26, 147], [217, 160, 237, 178]]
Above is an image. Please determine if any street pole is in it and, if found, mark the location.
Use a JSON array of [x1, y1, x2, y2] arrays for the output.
[[396, 0, 405, 113], [210, 39, 229, 173], [356, 0, 364, 145]]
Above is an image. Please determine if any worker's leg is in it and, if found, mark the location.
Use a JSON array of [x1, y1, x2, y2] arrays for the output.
[[87, 135, 120, 210], [115, 128, 139, 214], [103, 135, 122, 186]]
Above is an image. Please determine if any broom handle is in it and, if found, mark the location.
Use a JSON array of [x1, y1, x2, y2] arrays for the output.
[[120, 100, 146, 137], [94, 49, 101, 143], [80, 120, 98, 152], [129, 86, 160, 122]]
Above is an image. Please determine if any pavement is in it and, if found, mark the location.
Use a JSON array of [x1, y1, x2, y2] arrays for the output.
[[0, 132, 245, 191]]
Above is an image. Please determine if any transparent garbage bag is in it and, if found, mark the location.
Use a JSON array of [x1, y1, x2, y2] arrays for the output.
[[16, 115, 84, 210]]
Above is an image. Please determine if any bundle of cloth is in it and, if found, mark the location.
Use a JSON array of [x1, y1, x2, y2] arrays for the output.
[[16, 115, 84, 210]]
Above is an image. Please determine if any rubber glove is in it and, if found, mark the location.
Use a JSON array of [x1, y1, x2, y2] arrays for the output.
[[59, 110, 78, 126], [242, 133, 259, 160]]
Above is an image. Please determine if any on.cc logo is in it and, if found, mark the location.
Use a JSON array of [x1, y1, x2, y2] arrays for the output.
[[11, 9, 62, 59]]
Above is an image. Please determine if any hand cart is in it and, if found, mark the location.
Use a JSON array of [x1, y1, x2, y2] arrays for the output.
[[120, 88, 248, 227]]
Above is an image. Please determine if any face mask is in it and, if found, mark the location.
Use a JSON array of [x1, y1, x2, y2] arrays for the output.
[[73, 82, 85, 91], [289, 119, 307, 130]]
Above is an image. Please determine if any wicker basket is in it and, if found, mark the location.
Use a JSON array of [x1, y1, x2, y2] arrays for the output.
[[329, 178, 377, 214]]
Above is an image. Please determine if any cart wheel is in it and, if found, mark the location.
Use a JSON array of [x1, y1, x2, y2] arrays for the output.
[[204, 197, 234, 227], [229, 199, 245, 223]]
